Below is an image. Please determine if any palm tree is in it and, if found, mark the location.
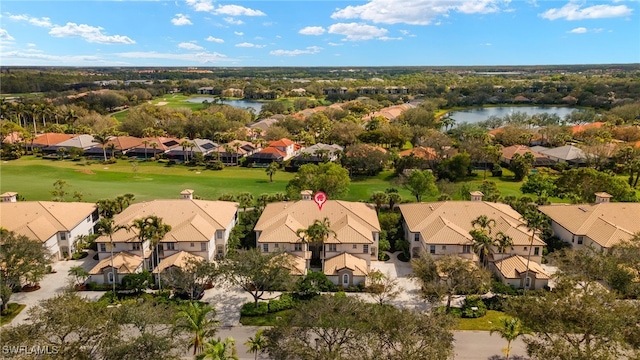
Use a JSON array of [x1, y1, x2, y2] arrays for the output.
[[95, 217, 128, 295], [265, 162, 278, 182], [196, 337, 239, 360], [296, 217, 336, 266], [141, 140, 149, 160], [494, 231, 513, 273], [469, 229, 494, 267], [150, 142, 158, 159], [131, 216, 171, 289], [180, 140, 193, 163], [93, 133, 110, 161], [490, 317, 528, 360], [237, 192, 254, 212], [387, 192, 402, 210], [369, 191, 388, 212], [245, 329, 266, 360], [174, 301, 219, 356], [520, 210, 547, 294], [471, 215, 496, 235]]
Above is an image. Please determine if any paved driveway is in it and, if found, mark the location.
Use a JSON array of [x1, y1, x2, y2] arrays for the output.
[[6, 250, 105, 325]]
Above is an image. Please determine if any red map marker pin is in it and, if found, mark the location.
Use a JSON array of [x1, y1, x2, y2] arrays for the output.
[[314, 191, 327, 210]]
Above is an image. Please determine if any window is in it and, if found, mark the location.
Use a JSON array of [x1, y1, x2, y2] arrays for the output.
[[534, 247, 540, 256], [414, 233, 420, 242], [167, 243, 175, 250], [100, 243, 106, 252], [201, 243, 207, 251], [132, 243, 141, 251], [274, 243, 279, 249], [88, 228, 93, 235], [190, 242, 195, 247], [412, 247, 420, 258], [441, 245, 446, 250], [263, 244, 269, 253], [86, 216, 91, 223], [524, 247, 528, 251], [363, 245, 369, 254], [462, 245, 471, 253], [216, 230, 224, 239], [60, 232, 66, 240], [525, 277, 531, 288], [107, 272, 114, 284], [577, 236, 584, 245], [430, 245, 436, 254], [328, 244, 337, 252], [294, 243, 302, 251], [343, 274, 349, 285], [353, 244, 357, 249]]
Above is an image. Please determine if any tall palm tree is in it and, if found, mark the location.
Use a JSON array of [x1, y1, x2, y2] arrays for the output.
[[245, 329, 266, 360], [265, 162, 278, 183], [196, 337, 239, 360], [471, 215, 496, 235], [296, 217, 337, 266], [95, 218, 128, 295], [141, 140, 149, 160], [369, 191, 388, 212], [150, 142, 158, 159], [494, 231, 513, 273], [469, 229, 494, 267], [93, 133, 111, 162], [174, 301, 219, 356], [131, 216, 171, 289], [237, 192, 254, 213], [520, 210, 547, 294], [490, 317, 528, 360], [180, 140, 193, 163]]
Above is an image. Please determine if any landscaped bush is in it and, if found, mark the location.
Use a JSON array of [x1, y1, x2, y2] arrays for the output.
[[86, 282, 114, 291], [268, 293, 295, 312], [206, 160, 224, 170], [491, 280, 518, 296], [71, 251, 88, 260], [482, 295, 506, 311], [434, 306, 462, 318], [461, 296, 487, 318], [241, 301, 269, 316]]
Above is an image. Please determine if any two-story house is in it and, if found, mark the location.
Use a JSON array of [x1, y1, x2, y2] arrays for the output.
[[254, 193, 380, 287]]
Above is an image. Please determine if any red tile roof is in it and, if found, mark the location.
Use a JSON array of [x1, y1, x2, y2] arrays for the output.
[[32, 133, 76, 146], [269, 138, 295, 147], [260, 147, 286, 156], [571, 122, 605, 135]]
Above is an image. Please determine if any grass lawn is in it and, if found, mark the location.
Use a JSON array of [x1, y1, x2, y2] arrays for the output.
[[455, 310, 512, 331], [239, 309, 293, 326], [0, 157, 417, 203], [0, 303, 26, 326]]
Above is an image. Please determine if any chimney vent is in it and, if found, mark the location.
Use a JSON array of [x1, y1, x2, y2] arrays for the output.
[[594, 192, 612, 204], [181, 189, 194, 200], [469, 191, 484, 202], [300, 190, 313, 201], [1, 192, 18, 203]]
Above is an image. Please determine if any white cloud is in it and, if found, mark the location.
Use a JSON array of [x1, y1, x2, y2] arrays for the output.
[[327, 23, 388, 41], [541, 1, 633, 20], [2, 50, 105, 64], [0, 28, 15, 42], [234, 31, 244, 36], [214, 5, 265, 16], [331, 0, 509, 25], [270, 46, 322, 56], [116, 51, 229, 64], [399, 29, 410, 35], [178, 42, 204, 50], [27, 43, 36, 47], [569, 27, 587, 33], [378, 36, 402, 41], [299, 26, 325, 35], [186, 0, 215, 12], [235, 42, 265, 48], [171, 13, 192, 26], [8, 14, 52, 28], [328, 42, 343, 46], [224, 17, 244, 25], [49, 23, 135, 44], [205, 36, 224, 43]]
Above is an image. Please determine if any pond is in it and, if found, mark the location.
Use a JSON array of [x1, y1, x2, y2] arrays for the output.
[[448, 106, 579, 124], [184, 97, 263, 112]]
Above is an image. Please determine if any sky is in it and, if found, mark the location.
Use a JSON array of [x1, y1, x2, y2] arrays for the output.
[[0, 0, 639, 67]]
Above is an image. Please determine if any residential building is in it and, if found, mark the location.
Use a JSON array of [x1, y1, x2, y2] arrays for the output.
[[492, 255, 550, 290], [398, 194, 545, 265], [500, 145, 555, 167], [126, 137, 182, 159], [212, 140, 259, 165], [254, 195, 380, 286], [0, 197, 99, 259], [531, 144, 586, 165], [42, 134, 99, 155], [88, 252, 143, 285], [247, 138, 301, 165], [84, 136, 144, 159], [29, 133, 76, 150], [288, 143, 343, 170], [539, 193, 640, 251], [94, 190, 238, 273], [165, 139, 218, 162]]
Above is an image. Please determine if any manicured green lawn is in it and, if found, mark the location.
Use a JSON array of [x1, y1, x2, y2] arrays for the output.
[[0, 303, 26, 326], [455, 310, 512, 331]]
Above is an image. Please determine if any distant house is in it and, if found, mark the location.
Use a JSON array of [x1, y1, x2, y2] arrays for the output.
[[30, 133, 76, 150], [255, 195, 380, 286], [289, 143, 343, 169], [539, 193, 640, 251], [165, 139, 218, 162], [247, 138, 301, 165], [94, 190, 239, 270], [212, 140, 259, 165], [531, 144, 586, 165], [322, 87, 348, 96], [126, 137, 182, 159], [500, 145, 555, 167], [197, 87, 218, 95], [362, 103, 415, 122], [85, 136, 144, 159], [512, 95, 531, 104], [492, 255, 550, 290], [42, 134, 98, 155], [248, 115, 285, 132], [0, 196, 99, 260]]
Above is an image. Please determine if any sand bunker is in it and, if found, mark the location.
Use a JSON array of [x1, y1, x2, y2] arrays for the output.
[[76, 169, 95, 175], [155, 101, 168, 106]]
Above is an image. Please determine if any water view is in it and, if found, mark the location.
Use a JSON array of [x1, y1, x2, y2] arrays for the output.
[[448, 106, 579, 124], [184, 97, 264, 112]]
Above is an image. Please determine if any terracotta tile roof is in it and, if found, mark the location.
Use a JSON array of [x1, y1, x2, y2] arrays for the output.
[[89, 251, 143, 275], [269, 138, 296, 147], [494, 255, 550, 280], [255, 200, 380, 245], [539, 203, 640, 248], [153, 251, 204, 273], [32, 133, 76, 146], [0, 201, 97, 243], [259, 147, 286, 156], [398, 146, 437, 160], [362, 103, 415, 121], [3, 132, 23, 144], [98, 199, 238, 243], [105, 136, 144, 150], [275, 253, 307, 276], [324, 252, 369, 276], [571, 122, 605, 135], [501, 145, 544, 161], [399, 201, 545, 247]]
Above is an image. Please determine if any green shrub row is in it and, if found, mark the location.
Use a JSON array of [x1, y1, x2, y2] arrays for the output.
[[241, 293, 296, 317]]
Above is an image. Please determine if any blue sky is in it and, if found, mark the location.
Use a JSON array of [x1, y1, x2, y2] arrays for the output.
[[1, 0, 638, 66]]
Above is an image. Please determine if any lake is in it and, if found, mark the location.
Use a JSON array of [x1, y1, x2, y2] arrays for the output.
[[448, 106, 579, 124], [184, 97, 263, 112]]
